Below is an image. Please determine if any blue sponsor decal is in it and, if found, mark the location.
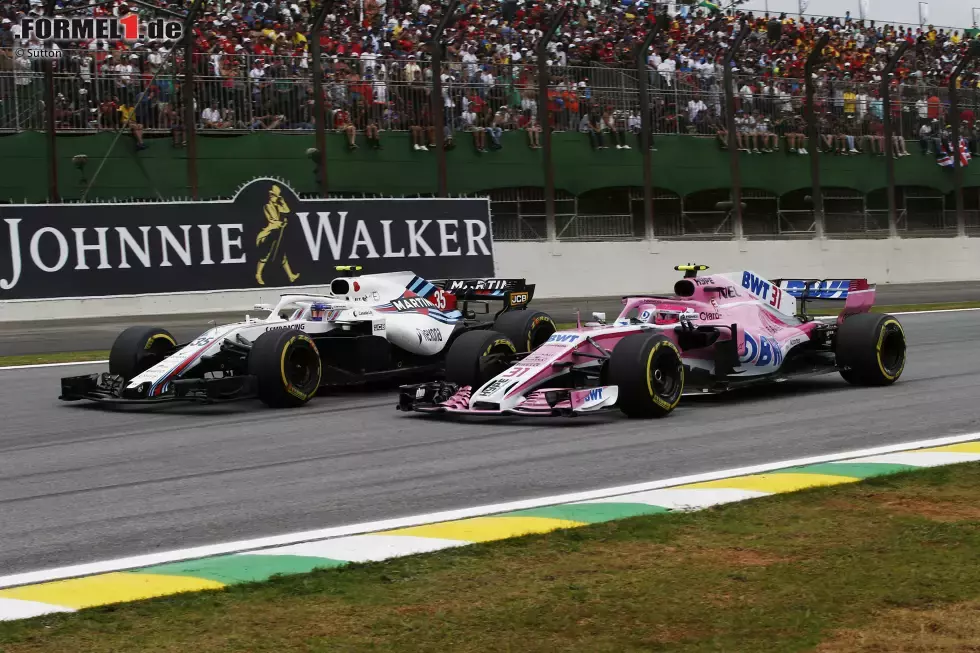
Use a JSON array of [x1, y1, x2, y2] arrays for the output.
[[741, 271, 771, 300], [585, 387, 603, 402], [740, 332, 758, 364], [547, 334, 580, 344], [739, 332, 783, 367], [781, 280, 851, 300]]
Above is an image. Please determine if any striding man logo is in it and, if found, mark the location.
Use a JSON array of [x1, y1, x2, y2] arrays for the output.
[[255, 184, 301, 286]]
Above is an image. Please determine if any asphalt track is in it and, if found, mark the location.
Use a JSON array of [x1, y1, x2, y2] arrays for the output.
[[1, 310, 979, 577], [3, 281, 980, 356]]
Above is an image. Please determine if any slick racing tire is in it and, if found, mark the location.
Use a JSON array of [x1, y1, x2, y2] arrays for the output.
[[108, 326, 177, 381], [491, 310, 557, 353], [249, 329, 322, 408], [609, 333, 684, 419], [445, 330, 517, 389], [836, 313, 906, 386]]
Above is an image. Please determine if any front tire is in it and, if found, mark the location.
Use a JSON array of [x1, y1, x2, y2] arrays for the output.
[[108, 326, 177, 381], [445, 330, 517, 388], [836, 313, 906, 386], [491, 310, 557, 352], [609, 333, 684, 418], [248, 329, 322, 408]]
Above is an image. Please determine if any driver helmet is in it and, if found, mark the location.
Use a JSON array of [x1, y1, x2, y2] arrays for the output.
[[654, 310, 681, 325], [310, 303, 330, 321]]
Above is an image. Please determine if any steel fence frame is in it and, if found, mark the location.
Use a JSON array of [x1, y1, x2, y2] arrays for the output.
[[4, 49, 980, 242]]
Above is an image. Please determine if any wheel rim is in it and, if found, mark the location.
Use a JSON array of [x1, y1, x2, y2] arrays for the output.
[[479, 344, 514, 381], [136, 338, 173, 375], [528, 319, 556, 350], [651, 354, 680, 399], [286, 345, 319, 391], [879, 325, 906, 376]]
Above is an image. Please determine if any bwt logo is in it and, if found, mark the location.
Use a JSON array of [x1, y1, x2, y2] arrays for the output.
[[741, 271, 771, 300], [547, 334, 579, 344], [20, 16, 183, 42], [585, 387, 603, 402]]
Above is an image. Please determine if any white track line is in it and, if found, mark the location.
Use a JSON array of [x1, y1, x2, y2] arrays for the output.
[[3, 306, 978, 373], [890, 307, 980, 316], [0, 359, 108, 372], [1, 430, 978, 590]]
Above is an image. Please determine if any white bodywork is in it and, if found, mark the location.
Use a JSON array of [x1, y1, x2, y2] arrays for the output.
[[125, 272, 462, 397]]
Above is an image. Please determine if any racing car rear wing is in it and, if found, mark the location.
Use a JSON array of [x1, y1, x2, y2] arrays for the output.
[[773, 278, 876, 321], [432, 278, 536, 313]]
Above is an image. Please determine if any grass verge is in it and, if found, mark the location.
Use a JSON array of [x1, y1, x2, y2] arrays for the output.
[[4, 463, 980, 652], [810, 300, 980, 317], [0, 350, 109, 368]]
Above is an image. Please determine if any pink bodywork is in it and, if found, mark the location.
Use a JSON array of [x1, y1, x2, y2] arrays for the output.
[[433, 273, 876, 415], [838, 279, 876, 324]]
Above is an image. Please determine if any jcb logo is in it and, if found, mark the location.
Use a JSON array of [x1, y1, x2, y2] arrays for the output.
[[509, 292, 529, 306]]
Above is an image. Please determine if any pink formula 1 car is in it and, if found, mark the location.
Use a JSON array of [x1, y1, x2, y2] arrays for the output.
[[396, 264, 907, 419]]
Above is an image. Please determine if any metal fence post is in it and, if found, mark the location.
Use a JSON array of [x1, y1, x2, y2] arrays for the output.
[[431, 0, 460, 198], [310, 0, 334, 198], [722, 18, 750, 240], [949, 42, 978, 237], [537, 5, 568, 243], [12, 58, 20, 131], [43, 0, 59, 202], [181, 0, 206, 200], [636, 13, 664, 242], [881, 41, 909, 239], [805, 32, 830, 239]]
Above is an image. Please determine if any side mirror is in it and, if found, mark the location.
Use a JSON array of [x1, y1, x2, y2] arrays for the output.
[[592, 312, 607, 324], [253, 303, 273, 312]]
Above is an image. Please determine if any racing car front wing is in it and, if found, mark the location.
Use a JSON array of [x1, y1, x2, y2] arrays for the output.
[[397, 382, 619, 417], [59, 372, 258, 405]]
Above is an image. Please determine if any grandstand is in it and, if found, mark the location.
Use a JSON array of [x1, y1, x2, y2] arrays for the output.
[[1, 0, 979, 238]]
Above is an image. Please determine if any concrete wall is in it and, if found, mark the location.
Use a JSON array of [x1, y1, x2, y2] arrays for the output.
[[0, 284, 336, 322], [494, 237, 980, 299], [1, 237, 978, 321]]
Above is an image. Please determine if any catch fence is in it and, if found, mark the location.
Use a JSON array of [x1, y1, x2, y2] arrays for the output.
[[2, 50, 979, 240]]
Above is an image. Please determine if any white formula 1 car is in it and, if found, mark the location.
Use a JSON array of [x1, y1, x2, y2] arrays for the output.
[[59, 267, 557, 408]]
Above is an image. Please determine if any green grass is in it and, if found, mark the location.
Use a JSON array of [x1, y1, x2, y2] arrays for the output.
[[5, 464, 980, 652], [810, 300, 980, 317], [0, 350, 109, 368]]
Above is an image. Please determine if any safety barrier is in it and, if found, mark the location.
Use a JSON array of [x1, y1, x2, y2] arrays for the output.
[[3, 236, 979, 322]]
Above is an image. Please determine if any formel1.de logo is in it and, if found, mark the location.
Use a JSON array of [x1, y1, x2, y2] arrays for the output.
[[20, 16, 183, 41]]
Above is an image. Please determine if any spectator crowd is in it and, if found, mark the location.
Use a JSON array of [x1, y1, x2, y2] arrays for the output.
[[1, 0, 979, 158]]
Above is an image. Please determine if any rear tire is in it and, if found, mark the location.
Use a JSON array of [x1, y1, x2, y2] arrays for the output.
[[445, 330, 517, 388], [108, 326, 177, 381], [248, 329, 322, 408], [836, 313, 906, 386], [491, 310, 557, 352], [609, 333, 684, 418]]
